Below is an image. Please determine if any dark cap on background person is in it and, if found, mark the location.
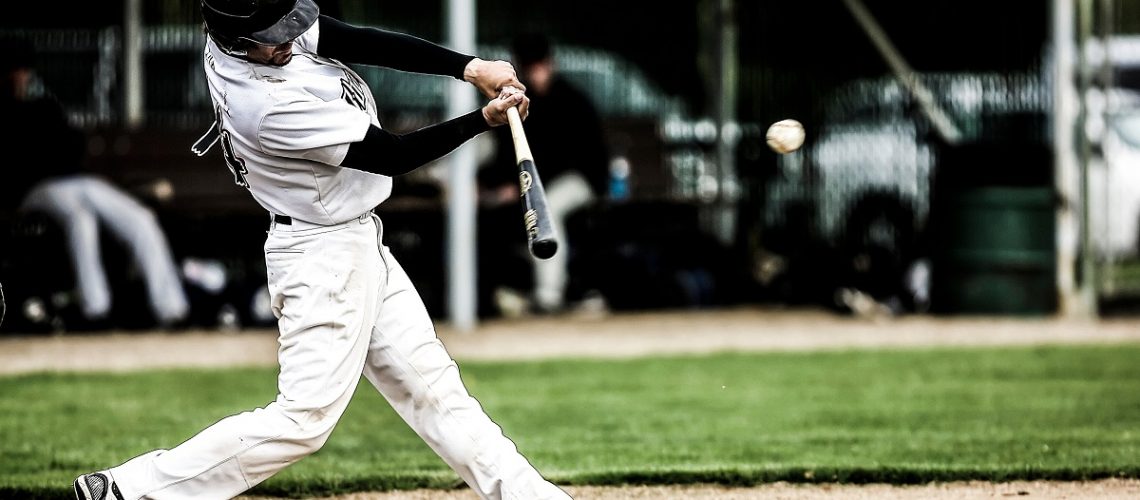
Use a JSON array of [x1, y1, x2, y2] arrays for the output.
[[511, 32, 552, 68], [0, 35, 37, 73]]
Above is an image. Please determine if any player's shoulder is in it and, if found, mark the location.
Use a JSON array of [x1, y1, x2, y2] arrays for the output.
[[209, 63, 316, 112]]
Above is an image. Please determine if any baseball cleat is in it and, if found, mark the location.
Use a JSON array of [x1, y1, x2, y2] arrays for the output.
[[73, 471, 124, 500]]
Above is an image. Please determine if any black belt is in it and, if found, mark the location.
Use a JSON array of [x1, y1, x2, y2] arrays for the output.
[[272, 214, 292, 225]]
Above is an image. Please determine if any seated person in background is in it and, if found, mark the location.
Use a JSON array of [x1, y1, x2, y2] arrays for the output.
[[1, 36, 189, 327], [479, 32, 611, 314]]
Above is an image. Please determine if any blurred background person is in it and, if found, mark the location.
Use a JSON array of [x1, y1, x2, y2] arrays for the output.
[[0, 36, 188, 328], [479, 32, 611, 315]]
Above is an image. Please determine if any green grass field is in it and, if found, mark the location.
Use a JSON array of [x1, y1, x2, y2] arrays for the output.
[[2, 345, 1139, 499]]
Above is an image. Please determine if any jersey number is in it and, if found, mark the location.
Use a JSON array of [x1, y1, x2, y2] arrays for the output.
[[219, 130, 250, 189]]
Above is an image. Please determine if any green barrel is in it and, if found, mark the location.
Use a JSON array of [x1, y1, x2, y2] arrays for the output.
[[930, 186, 1057, 315]]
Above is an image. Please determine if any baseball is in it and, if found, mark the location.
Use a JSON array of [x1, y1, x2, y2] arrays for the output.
[[766, 119, 805, 154]]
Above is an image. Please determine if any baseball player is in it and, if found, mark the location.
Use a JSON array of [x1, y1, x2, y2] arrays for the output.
[[72, 1, 568, 499], [2, 35, 188, 328]]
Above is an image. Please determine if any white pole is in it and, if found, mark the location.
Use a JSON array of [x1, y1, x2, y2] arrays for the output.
[[124, 0, 144, 129], [446, 0, 478, 332], [1053, 0, 1088, 317]]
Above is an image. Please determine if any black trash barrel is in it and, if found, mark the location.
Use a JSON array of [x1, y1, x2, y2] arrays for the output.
[[930, 187, 1056, 315], [929, 139, 1057, 315]]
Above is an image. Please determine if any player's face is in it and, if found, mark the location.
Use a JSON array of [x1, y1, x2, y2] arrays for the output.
[[523, 60, 554, 96], [246, 41, 295, 66], [6, 68, 32, 100]]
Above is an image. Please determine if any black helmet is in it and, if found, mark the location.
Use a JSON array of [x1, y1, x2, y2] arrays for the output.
[[202, 0, 318, 51]]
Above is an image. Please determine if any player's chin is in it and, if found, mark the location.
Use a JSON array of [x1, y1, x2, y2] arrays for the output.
[[268, 53, 293, 66]]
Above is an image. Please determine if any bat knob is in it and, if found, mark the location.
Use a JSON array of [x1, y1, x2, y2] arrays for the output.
[[531, 240, 558, 260]]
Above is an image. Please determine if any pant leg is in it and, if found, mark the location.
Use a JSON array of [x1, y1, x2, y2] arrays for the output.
[[533, 172, 595, 311], [362, 218, 569, 500], [20, 178, 111, 319], [80, 176, 189, 324], [110, 220, 384, 500]]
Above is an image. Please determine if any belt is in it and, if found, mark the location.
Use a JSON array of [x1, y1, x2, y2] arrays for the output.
[[270, 212, 373, 232]]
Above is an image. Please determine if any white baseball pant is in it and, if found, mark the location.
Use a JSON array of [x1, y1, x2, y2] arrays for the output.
[[533, 171, 595, 312], [20, 174, 189, 324], [107, 214, 568, 500]]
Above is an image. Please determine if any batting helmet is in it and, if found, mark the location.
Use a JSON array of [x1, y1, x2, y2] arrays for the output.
[[202, 0, 318, 53]]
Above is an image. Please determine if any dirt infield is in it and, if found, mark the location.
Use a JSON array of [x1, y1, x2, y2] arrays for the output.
[[3, 306, 1140, 374], [241, 479, 1140, 499], [6, 307, 1140, 498]]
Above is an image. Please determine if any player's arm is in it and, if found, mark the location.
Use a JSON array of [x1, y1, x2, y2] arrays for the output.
[[340, 91, 526, 176], [316, 15, 523, 99]]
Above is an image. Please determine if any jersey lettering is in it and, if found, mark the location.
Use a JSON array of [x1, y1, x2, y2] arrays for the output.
[[219, 129, 250, 189], [341, 78, 368, 112]]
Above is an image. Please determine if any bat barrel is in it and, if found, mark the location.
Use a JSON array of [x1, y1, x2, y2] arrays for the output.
[[530, 239, 557, 260], [504, 92, 558, 260], [518, 158, 558, 260]]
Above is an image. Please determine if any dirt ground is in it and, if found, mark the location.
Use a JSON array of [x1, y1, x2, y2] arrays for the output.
[[240, 479, 1140, 499], [3, 306, 1140, 374], [5, 306, 1140, 498]]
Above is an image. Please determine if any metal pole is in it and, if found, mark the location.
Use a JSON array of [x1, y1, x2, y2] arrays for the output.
[[1053, 0, 1085, 317], [841, 0, 962, 145], [1077, 0, 1099, 316], [446, 0, 478, 332], [123, 0, 144, 129], [711, 0, 739, 247], [1098, 0, 1115, 296]]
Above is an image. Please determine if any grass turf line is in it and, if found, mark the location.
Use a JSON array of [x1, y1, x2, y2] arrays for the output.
[[1, 344, 1138, 498]]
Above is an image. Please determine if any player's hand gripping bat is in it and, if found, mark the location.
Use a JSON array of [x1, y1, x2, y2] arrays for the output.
[[504, 88, 558, 260]]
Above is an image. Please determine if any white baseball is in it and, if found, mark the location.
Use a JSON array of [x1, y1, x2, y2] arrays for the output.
[[766, 119, 805, 154]]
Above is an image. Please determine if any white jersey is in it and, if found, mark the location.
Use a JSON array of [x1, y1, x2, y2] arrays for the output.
[[202, 23, 391, 225]]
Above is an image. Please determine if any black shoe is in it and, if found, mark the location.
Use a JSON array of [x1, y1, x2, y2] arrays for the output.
[[73, 471, 124, 500]]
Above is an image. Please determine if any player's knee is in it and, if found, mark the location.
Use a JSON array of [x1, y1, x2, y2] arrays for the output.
[[294, 428, 335, 456], [131, 206, 160, 229], [276, 407, 341, 456]]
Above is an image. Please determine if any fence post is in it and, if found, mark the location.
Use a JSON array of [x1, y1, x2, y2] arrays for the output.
[[123, 0, 144, 129]]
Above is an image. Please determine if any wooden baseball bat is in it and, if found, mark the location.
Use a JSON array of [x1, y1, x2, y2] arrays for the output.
[[505, 104, 558, 260]]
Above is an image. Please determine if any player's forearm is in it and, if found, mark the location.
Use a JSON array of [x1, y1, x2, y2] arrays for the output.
[[316, 15, 472, 79], [340, 110, 490, 176]]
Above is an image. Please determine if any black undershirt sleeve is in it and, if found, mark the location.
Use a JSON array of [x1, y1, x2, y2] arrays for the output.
[[340, 110, 491, 176], [317, 15, 473, 79]]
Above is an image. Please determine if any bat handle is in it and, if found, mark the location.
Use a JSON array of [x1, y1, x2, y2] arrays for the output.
[[505, 106, 533, 164], [502, 86, 533, 162]]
